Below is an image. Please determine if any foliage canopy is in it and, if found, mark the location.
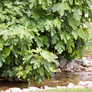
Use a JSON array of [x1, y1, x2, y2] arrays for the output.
[[0, 0, 92, 82]]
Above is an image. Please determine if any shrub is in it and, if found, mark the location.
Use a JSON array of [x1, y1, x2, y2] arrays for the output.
[[0, 0, 92, 82]]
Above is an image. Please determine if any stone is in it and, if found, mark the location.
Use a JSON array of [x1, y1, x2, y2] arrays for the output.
[[29, 87, 39, 90], [73, 62, 79, 68], [79, 81, 86, 86], [9, 88, 21, 92], [80, 67, 86, 71], [22, 88, 30, 92], [62, 86, 66, 88], [74, 58, 83, 65], [63, 69, 74, 72], [60, 58, 67, 69], [56, 68, 62, 73], [40, 86, 43, 89], [4, 90, 10, 92], [85, 67, 92, 72], [75, 68, 82, 72], [82, 57, 87, 60], [82, 58, 92, 67], [67, 83, 75, 88], [19, 90, 23, 92], [66, 61, 74, 70], [56, 64, 60, 68], [44, 86, 55, 90], [79, 81, 92, 88], [57, 86, 63, 89], [57, 86, 66, 89], [74, 86, 84, 88]]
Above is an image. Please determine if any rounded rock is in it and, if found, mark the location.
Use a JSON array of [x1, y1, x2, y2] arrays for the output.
[[67, 83, 75, 88], [29, 87, 39, 90], [22, 88, 30, 92], [9, 88, 21, 92]]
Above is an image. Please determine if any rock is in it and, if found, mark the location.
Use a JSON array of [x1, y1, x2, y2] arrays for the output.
[[82, 58, 92, 67], [79, 81, 92, 88], [79, 81, 86, 86], [86, 67, 92, 72], [73, 62, 79, 68], [57, 86, 63, 89], [62, 86, 66, 88], [74, 58, 83, 65], [60, 58, 67, 69], [44, 86, 55, 90], [74, 86, 84, 88], [40, 86, 43, 89], [66, 61, 74, 71], [57, 86, 66, 89], [63, 69, 74, 72], [67, 83, 75, 88], [80, 67, 86, 71], [56, 68, 62, 73], [74, 68, 82, 72], [22, 88, 30, 92], [19, 90, 23, 92], [56, 64, 60, 68], [74, 65, 86, 72], [82, 57, 87, 60], [9, 88, 21, 92], [4, 90, 10, 92], [29, 87, 39, 90]]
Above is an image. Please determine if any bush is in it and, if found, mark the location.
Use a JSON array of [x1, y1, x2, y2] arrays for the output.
[[0, 0, 92, 82]]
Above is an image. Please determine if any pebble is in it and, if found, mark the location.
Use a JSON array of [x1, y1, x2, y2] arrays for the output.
[[9, 88, 21, 92], [44, 86, 56, 90], [29, 87, 39, 90], [22, 88, 30, 92], [79, 81, 92, 88], [56, 68, 62, 73], [67, 83, 75, 88]]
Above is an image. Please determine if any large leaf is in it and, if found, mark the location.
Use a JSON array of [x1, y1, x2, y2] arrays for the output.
[[55, 41, 65, 54]]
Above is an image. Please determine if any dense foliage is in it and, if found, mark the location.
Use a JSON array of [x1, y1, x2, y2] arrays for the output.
[[0, 0, 92, 82]]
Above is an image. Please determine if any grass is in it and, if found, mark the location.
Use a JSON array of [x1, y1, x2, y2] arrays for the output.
[[35, 88, 92, 92]]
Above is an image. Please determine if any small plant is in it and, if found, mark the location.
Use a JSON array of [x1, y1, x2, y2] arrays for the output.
[[0, 0, 92, 82]]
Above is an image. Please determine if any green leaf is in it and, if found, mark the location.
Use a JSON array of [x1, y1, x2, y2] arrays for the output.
[[25, 65, 32, 74], [73, 7, 82, 21], [49, 67, 56, 72], [0, 43, 3, 51], [69, 0, 73, 4], [59, 9, 64, 17], [52, 35, 59, 45], [16, 66, 23, 71], [57, 2, 69, 17], [53, 17, 61, 31], [40, 50, 52, 62], [45, 20, 53, 30], [68, 15, 78, 30], [67, 40, 74, 53], [35, 36, 43, 47], [55, 41, 65, 54], [72, 30, 78, 40], [51, 4, 57, 12], [3, 47, 11, 59], [0, 61, 3, 68], [60, 32, 67, 44], [23, 55, 32, 64], [37, 67, 44, 76], [78, 29, 84, 39], [30, 58, 41, 69]]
